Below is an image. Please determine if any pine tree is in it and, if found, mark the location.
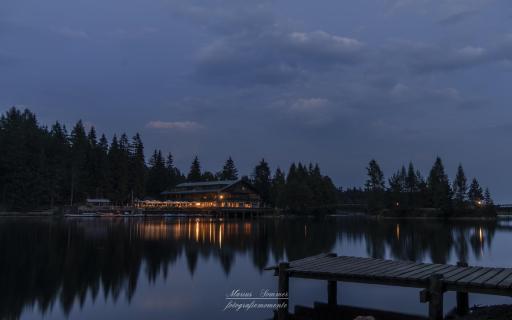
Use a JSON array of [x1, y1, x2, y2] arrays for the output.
[[452, 164, 467, 208], [284, 163, 313, 211], [365, 159, 385, 210], [468, 178, 483, 206], [484, 188, 493, 206], [271, 168, 286, 208], [130, 133, 146, 199], [404, 162, 421, 207], [165, 152, 182, 188], [388, 166, 406, 207], [84, 126, 98, 197], [427, 157, 452, 212], [87, 127, 97, 146], [309, 163, 337, 207], [187, 156, 202, 182], [220, 156, 238, 180], [483, 187, 496, 216], [146, 150, 168, 197], [107, 134, 130, 203], [201, 171, 217, 181], [69, 120, 89, 204], [365, 159, 385, 192], [46, 122, 70, 206], [97, 134, 110, 197], [253, 159, 271, 205], [405, 162, 419, 193], [388, 166, 406, 194], [0, 109, 52, 209]]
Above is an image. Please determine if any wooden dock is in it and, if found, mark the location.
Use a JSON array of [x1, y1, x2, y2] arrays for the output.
[[266, 253, 512, 320]]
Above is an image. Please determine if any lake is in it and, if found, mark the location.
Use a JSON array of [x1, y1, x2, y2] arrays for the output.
[[1, 216, 511, 320]]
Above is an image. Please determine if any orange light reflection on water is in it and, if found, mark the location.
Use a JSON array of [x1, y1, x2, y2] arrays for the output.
[[134, 219, 246, 249]]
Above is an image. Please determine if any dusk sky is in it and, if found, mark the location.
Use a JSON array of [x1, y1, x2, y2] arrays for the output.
[[2, 0, 512, 200]]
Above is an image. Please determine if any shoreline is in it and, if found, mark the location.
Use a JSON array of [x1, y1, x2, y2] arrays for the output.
[[0, 211, 510, 221]]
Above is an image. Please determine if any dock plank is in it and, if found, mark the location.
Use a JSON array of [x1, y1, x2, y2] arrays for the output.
[[295, 256, 351, 272], [471, 268, 504, 286], [380, 262, 425, 277], [289, 253, 330, 266], [484, 269, 512, 287], [410, 265, 454, 280], [496, 273, 512, 288], [319, 257, 385, 274], [457, 268, 495, 285], [397, 264, 442, 279], [312, 259, 383, 277], [444, 267, 482, 283], [290, 255, 335, 269], [418, 265, 459, 279], [364, 261, 409, 276]]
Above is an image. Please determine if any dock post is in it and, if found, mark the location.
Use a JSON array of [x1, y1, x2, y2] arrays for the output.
[[428, 274, 444, 320], [327, 281, 337, 305], [456, 262, 469, 316], [326, 253, 338, 307], [278, 262, 290, 320]]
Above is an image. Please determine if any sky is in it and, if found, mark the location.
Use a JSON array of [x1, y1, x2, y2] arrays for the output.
[[1, 0, 512, 201]]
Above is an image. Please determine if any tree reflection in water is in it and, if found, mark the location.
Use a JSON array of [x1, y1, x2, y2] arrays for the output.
[[0, 216, 498, 319]]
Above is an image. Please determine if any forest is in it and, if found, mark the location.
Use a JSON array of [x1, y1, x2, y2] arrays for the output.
[[0, 107, 496, 216], [0, 107, 337, 211], [344, 158, 496, 217]]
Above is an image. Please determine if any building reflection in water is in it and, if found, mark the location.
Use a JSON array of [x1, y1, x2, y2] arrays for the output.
[[0, 216, 501, 319], [132, 218, 258, 248]]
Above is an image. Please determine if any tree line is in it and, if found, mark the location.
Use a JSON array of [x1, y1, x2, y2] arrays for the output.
[[0, 107, 497, 214], [361, 157, 495, 216], [0, 107, 338, 211]]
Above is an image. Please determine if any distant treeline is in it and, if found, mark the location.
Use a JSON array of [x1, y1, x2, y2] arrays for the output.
[[343, 158, 496, 217], [0, 107, 497, 215], [0, 107, 337, 211]]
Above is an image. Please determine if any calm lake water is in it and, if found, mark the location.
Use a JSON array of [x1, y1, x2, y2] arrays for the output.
[[1, 216, 512, 320]]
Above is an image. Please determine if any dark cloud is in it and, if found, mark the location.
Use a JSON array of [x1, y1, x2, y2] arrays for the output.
[[194, 29, 364, 85], [2, 0, 512, 199], [185, 2, 365, 86], [391, 37, 512, 73], [438, 9, 479, 25]]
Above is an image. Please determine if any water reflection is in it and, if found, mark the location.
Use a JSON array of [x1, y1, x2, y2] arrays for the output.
[[0, 216, 500, 319]]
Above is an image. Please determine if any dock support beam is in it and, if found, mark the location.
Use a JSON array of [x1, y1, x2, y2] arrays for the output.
[[326, 253, 338, 307], [278, 262, 290, 320], [327, 281, 337, 306], [428, 274, 444, 320], [456, 262, 469, 316]]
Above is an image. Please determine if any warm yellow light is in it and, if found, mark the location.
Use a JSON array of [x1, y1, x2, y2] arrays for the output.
[[219, 195, 224, 200], [195, 202, 201, 206]]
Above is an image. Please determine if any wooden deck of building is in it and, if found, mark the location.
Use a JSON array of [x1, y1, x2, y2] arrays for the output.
[[266, 253, 512, 320]]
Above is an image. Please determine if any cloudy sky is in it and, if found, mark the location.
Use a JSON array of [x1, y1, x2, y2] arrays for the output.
[[2, 0, 512, 200]]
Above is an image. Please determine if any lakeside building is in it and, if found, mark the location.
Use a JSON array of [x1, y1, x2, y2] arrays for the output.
[[138, 180, 262, 210]]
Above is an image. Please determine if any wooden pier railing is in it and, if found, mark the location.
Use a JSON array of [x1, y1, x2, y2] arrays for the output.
[[266, 253, 512, 320]]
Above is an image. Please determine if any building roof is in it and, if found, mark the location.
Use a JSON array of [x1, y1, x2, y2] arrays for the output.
[[161, 180, 248, 195], [86, 198, 111, 203], [174, 180, 238, 188]]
